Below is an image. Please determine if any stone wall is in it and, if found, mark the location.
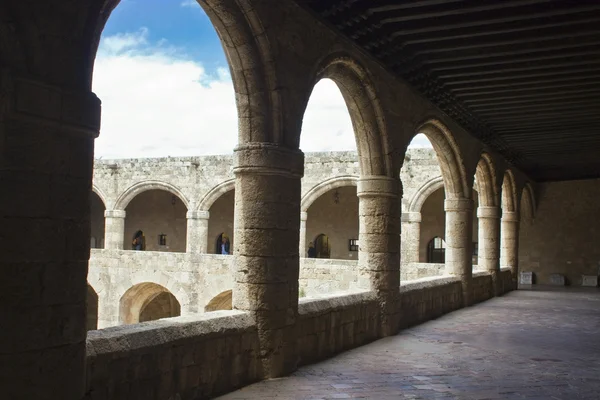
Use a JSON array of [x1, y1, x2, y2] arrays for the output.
[[472, 272, 494, 304], [299, 258, 361, 296], [85, 311, 260, 400], [402, 262, 445, 281], [519, 179, 600, 285], [296, 291, 380, 366], [419, 187, 445, 261]]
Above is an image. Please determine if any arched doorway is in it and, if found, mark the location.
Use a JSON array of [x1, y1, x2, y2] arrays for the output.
[[86, 284, 99, 331], [205, 290, 232, 312], [208, 189, 234, 254], [123, 189, 188, 252], [314, 234, 331, 259], [427, 237, 446, 264], [119, 282, 181, 325]]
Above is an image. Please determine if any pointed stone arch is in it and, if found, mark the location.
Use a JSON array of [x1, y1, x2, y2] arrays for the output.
[[520, 183, 536, 219], [408, 176, 445, 213], [92, 184, 108, 208], [301, 175, 359, 212], [205, 290, 233, 312], [114, 180, 189, 211], [414, 119, 469, 199], [197, 179, 235, 212], [301, 54, 392, 177], [502, 170, 518, 213], [119, 282, 181, 325], [475, 153, 498, 207]]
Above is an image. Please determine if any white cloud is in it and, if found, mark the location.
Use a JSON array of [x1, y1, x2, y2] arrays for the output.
[[93, 28, 237, 158], [92, 28, 430, 159], [180, 0, 198, 7]]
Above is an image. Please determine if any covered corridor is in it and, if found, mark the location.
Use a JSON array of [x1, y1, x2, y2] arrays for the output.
[[219, 288, 600, 400]]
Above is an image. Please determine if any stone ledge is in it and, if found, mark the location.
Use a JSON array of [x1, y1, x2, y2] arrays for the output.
[[298, 290, 375, 316], [86, 310, 253, 357], [400, 275, 461, 292], [473, 271, 492, 278]]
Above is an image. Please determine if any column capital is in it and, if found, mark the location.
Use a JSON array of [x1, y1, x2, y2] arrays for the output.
[[357, 176, 401, 198], [502, 211, 520, 222], [187, 210, 210, 220], [477, 206, 501, 219], [105, 209, 126, 219], [444, 198, 474, 212], [300, 211, 308, 221], [401, 212, 422, 223], [233, 143, 304, 178]]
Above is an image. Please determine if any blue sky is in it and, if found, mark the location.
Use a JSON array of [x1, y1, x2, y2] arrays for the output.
[[93, 0, 430, 159]]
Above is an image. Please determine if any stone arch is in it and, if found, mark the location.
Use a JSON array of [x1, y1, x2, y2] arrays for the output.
[[114, 180, 190, 211], [415, 119, 469, 199], [408, 177, 445, 213], [88, 0, 276, 145], [301, 54, 392, 177], [92, 184, 108, 208], [474, 153, 498, 207], [205, 290, 233, 312], [86, 284, 99, 331], [501, 170, 518, 213], [119, 282, 181, 325], [301, 175, 358, 212], [197, 179, 235, 212], [520, 183, 536, 219]]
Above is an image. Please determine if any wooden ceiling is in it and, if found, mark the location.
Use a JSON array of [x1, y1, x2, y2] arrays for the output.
[[294, 0, 600, 181]]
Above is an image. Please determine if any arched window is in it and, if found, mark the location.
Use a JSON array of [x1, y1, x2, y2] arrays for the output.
[[427, 237, 446, 263], [314, 234, 331, 259]]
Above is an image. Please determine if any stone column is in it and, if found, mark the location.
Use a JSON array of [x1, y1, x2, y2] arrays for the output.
[[444, 198, 474, 307], [299, 211, 308, 257], [401, 212, 422, 264], [501, 211, 520, 289], [104, 210, 126, 250], [232, 143, 304, 378], [477, 206, 501, 296], [357, 176, 401, 337], [0, 75, 100, 399], [186, 210, 210, 253]]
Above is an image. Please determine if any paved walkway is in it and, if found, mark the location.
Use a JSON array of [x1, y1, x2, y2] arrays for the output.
[[219, 287, 600, 399]]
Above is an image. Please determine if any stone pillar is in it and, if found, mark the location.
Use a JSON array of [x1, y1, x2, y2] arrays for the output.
[[104, 210, 126, 250], [501, 211, 520, 289], [0, 75, 100, 399], [444, 198, 474, 307], [477, 206, 501, 296], [186, 210, 210, 253], [232, 143, 304, 378], [357, 176, 401, 337], [299, 211, 308, 257], [401, 212, 422, 264]]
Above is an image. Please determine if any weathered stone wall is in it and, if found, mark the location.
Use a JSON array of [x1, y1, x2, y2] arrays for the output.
[[85, 311, 260, 400], [402, 263, 446, 281], [472, 272, 494, 304], [519, 179, 600, 285], [296, 291, 380, 366]]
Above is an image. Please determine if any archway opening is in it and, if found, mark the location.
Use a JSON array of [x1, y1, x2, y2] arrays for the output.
[[519, 185, 536, 273], [427, 237, 446, 264], [124, 189, 187, 252], [472, 187, 480, 267], [86, 284, 99, 331], [208, 190, 234, 254], [205, 290, 232, 312], [90, 191, 106, 249], [92, 1, 237, 159], [215, 233, 232, 255], [420, 187, 446, 263], [119, 282, 181, 325], [314, 234, 331, 259], [305, 186, 358, 260]]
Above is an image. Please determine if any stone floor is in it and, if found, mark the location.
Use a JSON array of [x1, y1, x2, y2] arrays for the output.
[[218, 287, 600, 399]]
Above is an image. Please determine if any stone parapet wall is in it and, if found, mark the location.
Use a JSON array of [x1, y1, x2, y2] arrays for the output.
[[401, 262, 445, 281], [398, 276, 463, 329], [296, 291, 380, 366], [85, 311, 260, 400], [472, 272, 494, 304]]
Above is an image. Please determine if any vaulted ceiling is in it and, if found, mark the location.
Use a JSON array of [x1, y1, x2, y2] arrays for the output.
[[294, 0, 600, 181]]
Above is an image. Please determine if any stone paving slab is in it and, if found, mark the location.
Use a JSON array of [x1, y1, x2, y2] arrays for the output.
[[218, 288, 600, 399]]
